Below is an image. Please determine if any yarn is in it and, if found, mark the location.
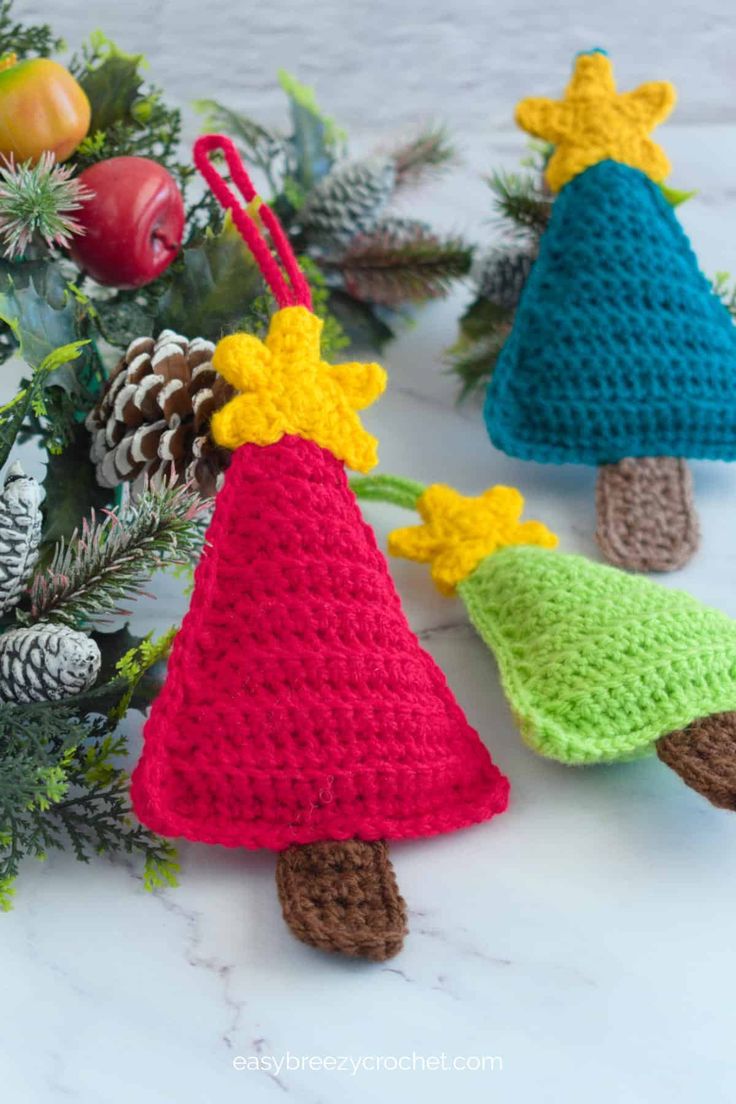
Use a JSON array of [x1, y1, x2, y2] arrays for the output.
[[460, 547, 736, 765], [352, 475, 736, 771], [516, 51, 675, 193], [276, 839, 408, 961], [657, 714, 736, 811], [484, 159, 736, 465], [210, 307, 386, 473], [388, 483, 557, 596], [595, 456, 699, 572], [132, 137, 509, 965], [131, 436, 509, 849]]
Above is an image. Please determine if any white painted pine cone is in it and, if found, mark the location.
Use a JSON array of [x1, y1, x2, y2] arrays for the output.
[[0, 623, 101, 703]]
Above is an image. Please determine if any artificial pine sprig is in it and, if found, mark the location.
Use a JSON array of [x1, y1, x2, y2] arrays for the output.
[[487, 169, 552, 240], [26, 480, 206, 626], [0, 153, 94, 259], [0, 629, 180, 910], [390, 123, 456, 189], [331, 222, 471, 306], [195, 82, 465, 341]]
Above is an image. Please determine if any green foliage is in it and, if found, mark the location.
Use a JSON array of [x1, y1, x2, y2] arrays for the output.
[[487, 169, 552, 239], [713, 271, 736, 320], [0, 340, 87, 469], [27, 480, 206, 626], [299, 256, 349, 357], [0, 260, 79, 366], [391, 123, 456, 189], [450, 147, 552, 398], [41, 424, 115, 545], [0, 153, 93, 260], [155, 216, 264, 340], [0, 694, 178, 904], [278, 69, 342, 192], [448, 296, 513, 400], [195, 80, 462, 343], [75, 32, 144, 137], [110, 627, 177, 722], [0, 1, 63, 59], [326, 225, 472, 307]]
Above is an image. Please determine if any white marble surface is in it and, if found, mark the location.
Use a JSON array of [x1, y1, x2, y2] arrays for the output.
[[4, 44, 736, 1104]]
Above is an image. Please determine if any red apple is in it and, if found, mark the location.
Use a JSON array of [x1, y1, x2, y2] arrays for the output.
[[69, 157, 185, 288]]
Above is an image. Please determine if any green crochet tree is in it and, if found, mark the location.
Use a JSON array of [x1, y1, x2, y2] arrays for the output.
[[353, 474, 736, 809]]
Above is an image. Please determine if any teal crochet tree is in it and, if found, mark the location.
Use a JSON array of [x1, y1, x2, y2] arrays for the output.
[[353, 474, 736, 811], [484, 50, 736, 573]]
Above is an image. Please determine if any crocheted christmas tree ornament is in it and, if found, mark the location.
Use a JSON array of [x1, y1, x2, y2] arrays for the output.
[[352, 474, 736, 810], [131, 136, 509, 963], [484, 51, 736, 573]]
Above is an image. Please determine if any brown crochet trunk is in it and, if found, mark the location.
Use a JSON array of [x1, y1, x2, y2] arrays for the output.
[[657, 712, 736, 810], [595, 456, 699, 573], [276, 839, 408, 961]]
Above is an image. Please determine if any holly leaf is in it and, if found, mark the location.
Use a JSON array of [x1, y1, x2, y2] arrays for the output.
[[77, 33, 145, 135], [278, 70, 340, 190], [0, 261, 78, 368], [41, 424, 114, 547], [155, 217, 263, 340]]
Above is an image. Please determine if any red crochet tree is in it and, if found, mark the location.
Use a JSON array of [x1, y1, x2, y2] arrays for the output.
[[131, 136, 509, 962]]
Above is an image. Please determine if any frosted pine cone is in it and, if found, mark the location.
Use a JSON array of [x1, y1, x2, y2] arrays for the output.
[[472, 247, 535, 311], [300, 158, 397, 250], [0, 623, 101, 703], [86, 331, 234, 499], [0, 462, 42, 616]]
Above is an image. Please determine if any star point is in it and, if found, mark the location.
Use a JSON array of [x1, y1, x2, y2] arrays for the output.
[[211, 306, 386, 472], [516, 52, 676, 192], [388, 483, 557, 595]]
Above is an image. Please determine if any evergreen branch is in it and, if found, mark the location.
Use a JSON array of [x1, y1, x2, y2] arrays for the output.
[[390, 123, 456, 189], [26, 480, 206, 626], [488, 169, 552, 239], [329, 225, 472, 306], [447, 297, 514, 400], [0, 696, 179, 903], [0, 0, 63, 58]]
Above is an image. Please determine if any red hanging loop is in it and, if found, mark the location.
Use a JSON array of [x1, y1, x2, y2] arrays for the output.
[[193, 133, 312, 311]]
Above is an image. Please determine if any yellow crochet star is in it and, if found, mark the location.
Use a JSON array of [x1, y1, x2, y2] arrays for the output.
[[210, 305, 387, 473], [516, 51, 676, 193], [388, 483, 558, 596]]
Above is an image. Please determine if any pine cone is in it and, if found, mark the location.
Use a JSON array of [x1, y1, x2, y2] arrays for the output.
[[473, 247, 536, 311], [0, 623, 101, 703], [86, 331, 234, 498], [300, 158, 397, 250], [0, 462, 42, 616]]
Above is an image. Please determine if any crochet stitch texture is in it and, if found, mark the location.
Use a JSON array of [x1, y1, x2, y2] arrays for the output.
[[484, 159, 736, 464], [460, 545, 736, 764], [131, 437, 509, 849], [211, 306, 386, 473], [516, 51, 675, 193], [388, 483, 557, 595]]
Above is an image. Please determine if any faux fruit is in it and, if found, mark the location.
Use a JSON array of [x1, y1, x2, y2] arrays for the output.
[[0, 53, 90, 163], [69, 157, 185, 288]]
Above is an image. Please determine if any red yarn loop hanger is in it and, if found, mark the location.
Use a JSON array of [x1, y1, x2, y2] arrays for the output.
[[193, 133, 312, 311]]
